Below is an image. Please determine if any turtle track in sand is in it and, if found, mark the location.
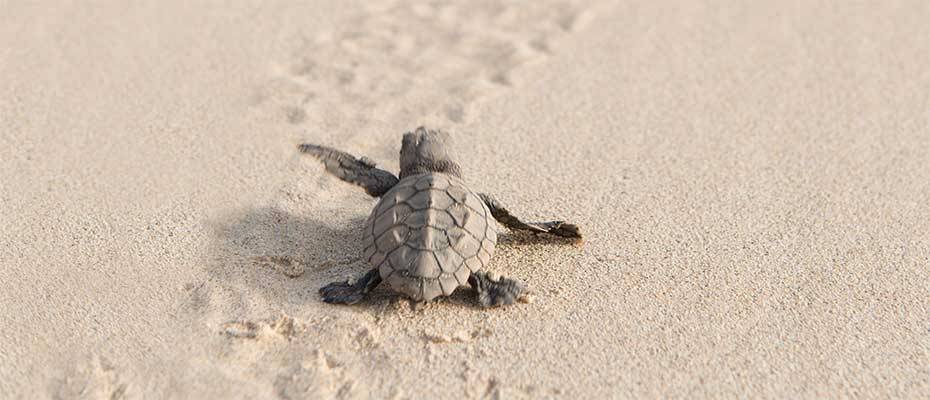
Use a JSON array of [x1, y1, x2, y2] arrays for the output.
[[54, 355, 128, 399], [258, 0, 595, 133]]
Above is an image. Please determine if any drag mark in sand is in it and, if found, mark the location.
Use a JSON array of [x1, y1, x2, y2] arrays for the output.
[[54, 356, 128, 400], [260, 0, 594, 129], [221, 315, 305, 340], [217, 315, 384, 399], [274, 350, 357, 400]]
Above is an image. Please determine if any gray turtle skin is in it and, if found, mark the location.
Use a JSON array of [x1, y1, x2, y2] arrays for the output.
[[299, 127, 581, 307]]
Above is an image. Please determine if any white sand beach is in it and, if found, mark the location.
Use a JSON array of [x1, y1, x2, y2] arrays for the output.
[[1, 1, 928, 398]]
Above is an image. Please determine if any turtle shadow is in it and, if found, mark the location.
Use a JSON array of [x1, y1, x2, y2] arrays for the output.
[[497, 231, 584, 247], [202, 206, 372, 310]]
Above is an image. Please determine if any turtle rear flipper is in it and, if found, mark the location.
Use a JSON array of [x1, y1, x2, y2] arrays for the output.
[[478, 193, 582, 239], [299, 144, 399, 197], [468, 271, 524, 307], [319, 268, 382, 304]]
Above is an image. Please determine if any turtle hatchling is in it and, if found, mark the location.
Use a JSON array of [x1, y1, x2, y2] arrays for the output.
[[298, 127, 581, 307]]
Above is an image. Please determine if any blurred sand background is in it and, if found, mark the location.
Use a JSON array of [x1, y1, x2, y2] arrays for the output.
[[1, 1, 928, 398]]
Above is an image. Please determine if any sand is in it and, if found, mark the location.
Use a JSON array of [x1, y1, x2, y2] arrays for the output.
[[1, 0, 928, 398]]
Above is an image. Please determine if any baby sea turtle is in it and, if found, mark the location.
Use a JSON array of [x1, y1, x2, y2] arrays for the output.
[[299, 127, 581, 307]]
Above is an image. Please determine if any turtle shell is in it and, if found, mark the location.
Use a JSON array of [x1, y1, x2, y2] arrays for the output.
[[361, 173, 497, 301]]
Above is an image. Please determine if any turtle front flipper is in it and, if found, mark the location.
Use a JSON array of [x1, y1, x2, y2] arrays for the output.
[[299, 144, 399, 197], [478, 193, 582, 239], [319, 268, 382, 304], [468, 271, 524, 307]]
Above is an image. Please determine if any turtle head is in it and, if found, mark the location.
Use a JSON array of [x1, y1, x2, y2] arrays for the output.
[[399, 127, 462, 179]]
